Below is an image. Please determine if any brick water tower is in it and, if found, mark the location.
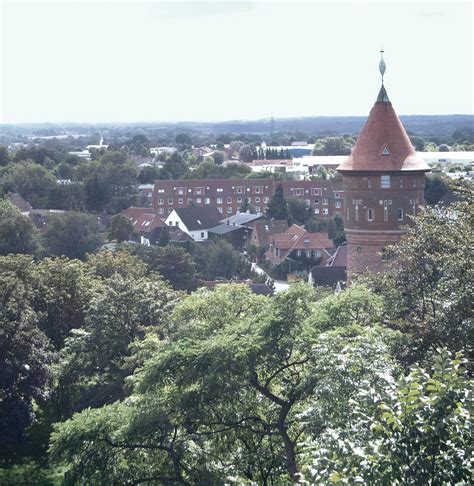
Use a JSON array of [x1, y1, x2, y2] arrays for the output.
[[337, 52, 430, 278]]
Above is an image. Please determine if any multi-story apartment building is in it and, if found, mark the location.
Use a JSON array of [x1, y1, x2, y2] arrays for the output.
[[152, 179, 344, 218]]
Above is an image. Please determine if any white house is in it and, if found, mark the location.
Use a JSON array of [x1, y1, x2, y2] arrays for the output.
[[165, 206, 222, 241]]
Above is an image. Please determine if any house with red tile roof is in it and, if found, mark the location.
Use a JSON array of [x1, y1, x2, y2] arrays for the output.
[[265, 224, 334, 267]]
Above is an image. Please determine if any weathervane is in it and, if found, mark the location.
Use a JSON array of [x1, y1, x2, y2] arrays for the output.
[[379, 47, 386, 85]]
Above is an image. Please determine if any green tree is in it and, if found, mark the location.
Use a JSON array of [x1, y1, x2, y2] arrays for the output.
[[49, 285, 394, 484], [0, 145, 10, 166], [206, 240, 241, 279], [308, 350, 472, 485], [108, 214, 133, 242], [0, 199, 38, 255], [42, 211, 102, 260], [86, 250, 147, 280], [424, 174, 448, 205], [129, 244, 198, 291], [0, 264, 52, 448], [287, 198, 311, 225], [211, 151, 225, 165], [367, 182, 473, 365], [0, 161, 57, 208], [55, 274, 176, 416], [266, 183, 289, 220], [239, 144, 254, 163]]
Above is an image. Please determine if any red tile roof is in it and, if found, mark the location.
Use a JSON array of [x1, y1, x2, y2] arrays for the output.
[[121, 206, 155, 219], [338, 97, 430, 173]]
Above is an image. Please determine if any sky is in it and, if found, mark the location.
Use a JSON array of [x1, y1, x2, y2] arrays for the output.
[[0, 0, 472, 123]]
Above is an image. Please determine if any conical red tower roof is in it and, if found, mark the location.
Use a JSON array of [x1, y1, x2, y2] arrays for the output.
[[338, 86, 430, 173]]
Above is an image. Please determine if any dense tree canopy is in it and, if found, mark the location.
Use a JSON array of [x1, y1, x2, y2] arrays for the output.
[[0, 199, 38, 255]]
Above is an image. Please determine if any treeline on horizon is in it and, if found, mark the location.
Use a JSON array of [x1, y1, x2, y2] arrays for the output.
[[0, 181, 472, 485]]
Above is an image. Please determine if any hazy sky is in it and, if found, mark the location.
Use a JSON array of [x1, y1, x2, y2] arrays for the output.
[[1, 0, 472, 123]]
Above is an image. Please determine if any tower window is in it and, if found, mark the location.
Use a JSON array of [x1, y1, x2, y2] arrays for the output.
[[398, 208, 404, 221], [367, 208, 374, 221], [381, 175, 391, 188]]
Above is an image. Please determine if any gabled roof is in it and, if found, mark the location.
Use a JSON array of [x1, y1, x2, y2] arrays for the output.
[[338, 86, 430, 173], [121, 206, 155, 219], [172, 206, 222, 231], [325, 245, 347, 267], [252, 219, 289, 247], [132, 213, 165, 234]]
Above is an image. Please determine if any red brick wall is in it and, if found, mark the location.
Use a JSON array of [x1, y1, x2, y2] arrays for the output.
[[342, 171, 426, 279]]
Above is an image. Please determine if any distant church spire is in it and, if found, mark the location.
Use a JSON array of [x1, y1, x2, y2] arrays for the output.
[[376, 48, 390, 103]]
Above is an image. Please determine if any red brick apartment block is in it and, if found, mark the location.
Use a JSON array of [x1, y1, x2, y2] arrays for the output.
[[152, 179, 344, 219]]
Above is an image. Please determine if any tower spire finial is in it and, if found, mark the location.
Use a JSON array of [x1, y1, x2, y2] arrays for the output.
[[379, 47, 386, 84], [376, 48, 389, 103]]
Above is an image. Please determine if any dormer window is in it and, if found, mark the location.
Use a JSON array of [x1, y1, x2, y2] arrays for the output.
[[382, 146, 390, 156]]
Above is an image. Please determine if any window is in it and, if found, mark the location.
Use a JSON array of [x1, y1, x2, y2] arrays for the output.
[[175, 221, 179, 227], [322, 208, 329, 215], [314, 199, 319, 204], [227, 197, 232, 204], [254, 186, 262, 194], [195, 188, 203, 195], [306, 250, 312, 258], [295, 188, 302, 196], [322, 199, 328, 205], [157, 189, 165, 193], [314, 208, 320, 214], [255, 207, 261, 212], [383, 200, 389, 221], [315, 250, 321, 257], [196, 197, 201, 204], [398, 208, 404, 221], [335, 201, 341, 208], [178, 198, 183, 204], [334, 192, 341, 198], [158, 198, 164, 205], [217, 188, 223, 192], [187, 198, 193, 204], [255, 197, 260, 203], [236, 187, 243, 194], [400, 178, 403, 188], [217, 207, 223, 213], [158, 208, 164, 214], [200, 232, 205, 238], [346, 207, 350, 220], [367, 208, 374, 221], [264, 197, 269, 203], [177, 188, 185, 195], [217, 197, 223, 204], [227, 207, 232, 214], [205, 198, 210, 204], [168, 198, 173, 204], [413, 178, 417, 188], [311, 188, 322, 196], [368, 179, 372, 189], [381, 175, 391, 188], [237, 197, 242, 203]]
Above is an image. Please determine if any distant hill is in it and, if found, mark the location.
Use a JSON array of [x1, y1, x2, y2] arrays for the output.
[[1, 114, 472, 137]]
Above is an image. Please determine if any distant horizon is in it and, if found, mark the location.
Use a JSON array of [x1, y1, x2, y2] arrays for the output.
[[2, 112, 473, 129]]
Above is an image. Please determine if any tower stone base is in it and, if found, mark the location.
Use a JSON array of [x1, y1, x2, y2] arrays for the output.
[[346, 229, 405, 280]]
